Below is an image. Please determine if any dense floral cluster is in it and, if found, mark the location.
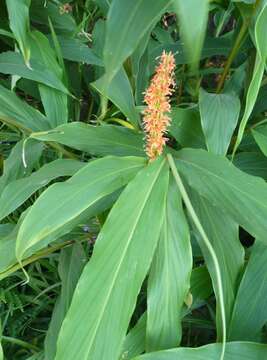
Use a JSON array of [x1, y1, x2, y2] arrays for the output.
[[143, 51, 176, 161]]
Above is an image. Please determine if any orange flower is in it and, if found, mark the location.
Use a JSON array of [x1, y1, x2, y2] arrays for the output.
[[143, 51, 176, 161]]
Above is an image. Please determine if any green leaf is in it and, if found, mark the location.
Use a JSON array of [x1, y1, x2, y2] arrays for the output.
[[133, 342, 267, 359], [120, 267, 212, 360], [54, 36, 103, 66], [189, 266, 213, 308], [150, 36, 235, 70], [0, 159, 83, 221], [120, 314, 147, 360], [168, 152, 226, 355], [233, 152, 267, 180], [147, 176, 192, 350], [169, 107, 205, 149], [0, 224, 15, 237], [175, 148, 267, 242], [189, 192, 244, 338], [0, 51, 69, 94], [0, 29, 14, 39], [229, 242, 267, 341], [30, 31, 68, 128], [30, 0, 76, 36], [0, 84, 50, 131], [55, 157, 169, 360], [233, 4, 267, 154], [0, 209, 29, 274], [16, 156, 145, 261], [30, 123, 145, 157], [25, 353, 44, 360], [252, 125, 267, 157], [0, 321, 3, 360], [6, 0, 31, 64], [93, 0, 110, 15], [0, 140, 43, 194], [104, 0, 172, 79], [199, 89, 240, 155], [91, 68, 139, 128], [172, 0, 209, 69], [38, 85, 68, 128], [44, 244, 86, 360]]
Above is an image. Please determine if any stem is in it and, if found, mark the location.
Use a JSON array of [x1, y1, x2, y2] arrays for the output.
[[0, 117, 78, 160], [167, 154, 226, 360], [47, 141, 78, 160], [0, 240, 74, 281], [250, 118, 267, 129], [1, 336, 39, 352], [216, 20, 249, 93]]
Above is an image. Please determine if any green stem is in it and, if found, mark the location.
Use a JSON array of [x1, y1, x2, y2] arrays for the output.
[[250, 118, 267, 129], [167, 153, 226, 360], [1, 336, 39, 352], [0, 117, 78, 160], [0, 240, 74, 281], [47, 141, 78, 160], [216, 20, 249, 93]]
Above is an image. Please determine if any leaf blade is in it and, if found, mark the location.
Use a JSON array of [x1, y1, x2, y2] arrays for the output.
[[16, 156, 145, 261], [55, 157, 169, 360], [146, 176, 192, 350]]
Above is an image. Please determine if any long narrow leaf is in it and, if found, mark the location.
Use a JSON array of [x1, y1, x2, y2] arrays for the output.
[[133, 342, 267, 359], [175, 148, 267, 242], [55, 157, 169, 360], [16, 156, 145, 261], [147, 176, 192, 350], [0, 159, 84, 220], [30, 123, 145, 157]]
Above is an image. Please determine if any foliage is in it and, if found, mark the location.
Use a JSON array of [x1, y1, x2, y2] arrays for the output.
[[0, 0, 267, 359]]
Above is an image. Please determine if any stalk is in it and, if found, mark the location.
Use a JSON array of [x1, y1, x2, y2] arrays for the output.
[[167, 153, 226, 360]]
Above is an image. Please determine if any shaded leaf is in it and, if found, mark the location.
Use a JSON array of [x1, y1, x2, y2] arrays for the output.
[[252, 125, 267, 157], [120, 267, 212, 360], [175, 148, 267, 242], [173, 0, 209, 68], [44, 244, 86, 360], [169, 107, 205, 149], [229, 242, 267, 341], [189, 192, 244, 338], [0, 51, 69, 94], [30, 31, 68, 128], [30, 1, 76, 36], [0, 140, 43, 194], [233, 152, 267, 179], [104, 0, 172, 79], [0, 84, 49, 131], [91, 68, 139, 128], [120, 314, 147, 360], [55, 36, 102, 66], [199, 89, 240, 155], [150, 36, 235, 71], [233, 4, 267, 154], [6, 0, 31, 63], [0, 159, 84, 221]]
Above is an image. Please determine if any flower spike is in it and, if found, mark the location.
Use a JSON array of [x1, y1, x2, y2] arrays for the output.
[[143, 51, 176, 161]]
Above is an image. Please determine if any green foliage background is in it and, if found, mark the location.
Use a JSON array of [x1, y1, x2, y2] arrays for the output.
[[1, 0, 267, 359]]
